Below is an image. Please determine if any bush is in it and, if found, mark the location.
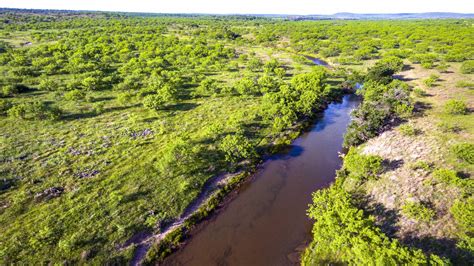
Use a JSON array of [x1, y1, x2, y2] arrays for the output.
[[0, 99, 12, 115], [366, 56, 404, 84], [116, 91, 134, 106], [343, 147, 383, 181], [451, 143, 474, 164], [38, 78, 59, 91], [412, 87, 426, 97], [2, 85, 17, 97], [460, 60, 474, 74], [219, 134, 256, 164], [64, 89, 86, 101], [142, 94, 165, 110], [193, 78, 221, 97], [433, 168, 460, 185], [398, 124, 419, 136], [401, 201, 435, 222], [437, 122, 462, 133], [455, 80, 474, 89], [423, 74, 439, 88], [7, 101, 62, 120], [451, 198, 474, 235], [409, 160, 432, 171], [444, 99, 468, 115]]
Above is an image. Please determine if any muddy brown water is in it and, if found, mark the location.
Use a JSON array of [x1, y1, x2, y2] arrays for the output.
[[163, 94, 360, 266]]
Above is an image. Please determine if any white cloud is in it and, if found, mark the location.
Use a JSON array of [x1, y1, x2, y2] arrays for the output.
[[2, 0, 473, 15]]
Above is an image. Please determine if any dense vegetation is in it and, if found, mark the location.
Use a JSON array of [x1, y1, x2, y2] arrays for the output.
[[0, 9, 473, 264]]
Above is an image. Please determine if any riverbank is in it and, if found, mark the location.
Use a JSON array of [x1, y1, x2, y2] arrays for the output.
[[303, 61, 473, 264]]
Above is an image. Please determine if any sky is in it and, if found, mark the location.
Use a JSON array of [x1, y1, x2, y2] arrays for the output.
[[1, 0, 473, 15]]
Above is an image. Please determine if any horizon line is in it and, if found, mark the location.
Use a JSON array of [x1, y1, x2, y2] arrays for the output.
[[1, 7, 474, 16]]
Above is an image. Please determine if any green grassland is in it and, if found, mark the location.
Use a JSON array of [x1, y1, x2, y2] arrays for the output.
[[0, 10, 473, 264]]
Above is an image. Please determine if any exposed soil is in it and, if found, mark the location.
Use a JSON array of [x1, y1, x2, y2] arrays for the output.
[[360, 62, 473, 259]]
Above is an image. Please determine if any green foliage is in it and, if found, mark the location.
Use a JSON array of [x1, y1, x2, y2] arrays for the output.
[[423, 74, 439, 88], [0, 99, 12, 115], [450, 197, 474, 256], [233, 77, 259, 95], [193, 78, 221, 96], [409, 160, 433, 171], [343, 147, 383, 181], [455, 80, 474, 89], [460, 60, 474, 74], [38, 78, 60, 91], [412, 87, 427, 97], [142, 94, 165, 111], [366, 56, 404, 84], [344, 80, 412, 147], [444, 99, 468, 115], [398, 124, 420, 136], [451, 143, 474, 164], [7, 101, 62, 120], [401, 201, 435, 222], [64, 89, 86, 101], [2, 85, 19, 97], [116, 91, 135, 105], [302, 179, 433, 265], [219, 134, 256, 164]]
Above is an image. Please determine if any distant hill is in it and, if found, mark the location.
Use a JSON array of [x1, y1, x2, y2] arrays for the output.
[[0, 8, 473, 20], [304, 12, 474, 20]]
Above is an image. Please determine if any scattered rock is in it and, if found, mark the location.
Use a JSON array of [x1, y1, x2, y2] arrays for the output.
[[34, 187, 64, 201]]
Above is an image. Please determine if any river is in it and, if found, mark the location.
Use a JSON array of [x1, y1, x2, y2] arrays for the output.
[[163, 93, 360, 265]]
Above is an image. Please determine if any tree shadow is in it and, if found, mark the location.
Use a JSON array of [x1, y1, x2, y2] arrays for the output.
[[413, 101, 433, 117], [365, 201, 401, 238], [382, 158, 404, 173], [91, 96, 114, 102], [401, 234, 474, 264], [402, 64, 414, 71], [62, 105, 136, 120], [163, 102, 199, 112], [394, 74, 416, 82]]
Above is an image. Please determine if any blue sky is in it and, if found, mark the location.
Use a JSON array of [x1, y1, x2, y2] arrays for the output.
[[2, 0, 473, 15]]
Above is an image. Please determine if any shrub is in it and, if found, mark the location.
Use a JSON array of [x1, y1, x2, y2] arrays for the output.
[[398, 124, 419, 136], [366, 56, 404, 84], [412, 87, 426, 97], [7, 101, 62, 120], [219, 134, 256, 163], [460, 60, 474, 74], [2, 85, 17, 97], [451, 198, 474, 234], [451, 143, 474, 164], [455, 80, 474, 89], [143, 94, 165, 110], [343, 147, 383, 181], [401, 201, 435, 222], [433, 168, 460, 184], [409, 160, 432, 171], [0, 99, 12, 115], [423, 74, 439, 88], [38, 78, 59, 91], [437, 122, 462, 133], [444, 99, 468, 115], [193, 78, 220, 97], [116, 91, 134, 106], [64, 89, 86, 101]]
